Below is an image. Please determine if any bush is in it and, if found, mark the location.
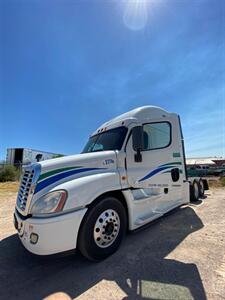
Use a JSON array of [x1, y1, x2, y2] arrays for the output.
[[0, 165, 20, 182], [220, 177, 225, 187], [52, 154, 64, 159], [208, 177, 225, 188]]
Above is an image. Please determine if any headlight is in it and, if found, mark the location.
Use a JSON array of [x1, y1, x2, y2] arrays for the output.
[[31, 190, 67, 215]]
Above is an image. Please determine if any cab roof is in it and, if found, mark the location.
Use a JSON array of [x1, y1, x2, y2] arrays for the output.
[[92, 106, 172, 136]]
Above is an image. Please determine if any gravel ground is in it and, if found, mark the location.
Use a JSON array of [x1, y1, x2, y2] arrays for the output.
[[0, 185, 225, 300]]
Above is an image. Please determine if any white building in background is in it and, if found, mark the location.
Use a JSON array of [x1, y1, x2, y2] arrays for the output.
[[6, 148, 64, 166], [186, 157, 225, 167]]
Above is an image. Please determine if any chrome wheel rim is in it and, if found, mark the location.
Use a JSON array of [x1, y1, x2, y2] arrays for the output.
[[94, 209, 120, 248]]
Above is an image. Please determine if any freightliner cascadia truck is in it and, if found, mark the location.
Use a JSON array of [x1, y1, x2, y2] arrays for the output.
[[14, 106, 208, 261]]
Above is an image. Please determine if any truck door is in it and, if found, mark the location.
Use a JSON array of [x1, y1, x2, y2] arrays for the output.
[[125, 117, 184, 214]]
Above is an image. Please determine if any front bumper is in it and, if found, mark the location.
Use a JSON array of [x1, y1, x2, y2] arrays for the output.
[[14, 208, 87, 255]]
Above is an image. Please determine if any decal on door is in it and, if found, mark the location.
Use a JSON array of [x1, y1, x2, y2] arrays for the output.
[[138, 162, 182, 182]]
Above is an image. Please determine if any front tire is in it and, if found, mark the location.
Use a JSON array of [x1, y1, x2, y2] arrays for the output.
[[78, 196, 127, 261]]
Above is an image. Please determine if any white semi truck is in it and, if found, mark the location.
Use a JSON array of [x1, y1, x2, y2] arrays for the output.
[[14, 106, 208, 261]]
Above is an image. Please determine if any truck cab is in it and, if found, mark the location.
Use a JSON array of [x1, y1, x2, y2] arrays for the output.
[[14, 106, 190, 260]]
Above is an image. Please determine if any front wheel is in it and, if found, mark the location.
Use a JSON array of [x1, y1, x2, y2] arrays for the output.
[[78, 196, 127, 261]]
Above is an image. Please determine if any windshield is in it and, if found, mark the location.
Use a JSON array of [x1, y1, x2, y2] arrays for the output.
[[82, 126, 128, 153]]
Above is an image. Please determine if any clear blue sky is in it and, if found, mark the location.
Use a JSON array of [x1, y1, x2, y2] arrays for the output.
[[0, 0, 224, 160]]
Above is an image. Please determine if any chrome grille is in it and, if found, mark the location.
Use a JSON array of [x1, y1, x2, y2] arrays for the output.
[[16, 169, 35, 212]]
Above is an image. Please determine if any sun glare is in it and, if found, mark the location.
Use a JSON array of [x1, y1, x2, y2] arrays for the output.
[[123, 0, 149, 31]]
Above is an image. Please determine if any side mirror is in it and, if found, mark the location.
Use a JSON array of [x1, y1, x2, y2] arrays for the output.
[[132, 126, 144, 162]]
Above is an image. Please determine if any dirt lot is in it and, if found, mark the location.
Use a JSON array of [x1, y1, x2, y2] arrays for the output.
[[0, 183, 225, 300]]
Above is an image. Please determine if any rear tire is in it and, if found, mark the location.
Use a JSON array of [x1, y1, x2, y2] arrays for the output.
[[190, 180, 200, 202], [78, 196, 127, 261], [199, 179, 205, 197]]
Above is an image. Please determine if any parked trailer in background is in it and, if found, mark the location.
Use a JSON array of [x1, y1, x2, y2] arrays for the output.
[[14, 106, 208, 261], [6, 148, 63, 166]]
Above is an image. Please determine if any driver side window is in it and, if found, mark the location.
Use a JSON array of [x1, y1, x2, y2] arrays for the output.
[[143, 122, 171, 150]]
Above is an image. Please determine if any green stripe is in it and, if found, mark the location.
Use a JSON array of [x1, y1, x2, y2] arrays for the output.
[[161, 162, 182, 167], [163, 168, 183, 174], [38, 166, 82, 182]]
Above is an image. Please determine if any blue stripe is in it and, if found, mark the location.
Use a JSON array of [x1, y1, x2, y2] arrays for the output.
[[139, 166, 173, 182], [35, 168, 105, 193]]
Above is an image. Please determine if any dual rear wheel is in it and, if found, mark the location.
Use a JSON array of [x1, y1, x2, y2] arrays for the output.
[[190, 178, 205, 202]]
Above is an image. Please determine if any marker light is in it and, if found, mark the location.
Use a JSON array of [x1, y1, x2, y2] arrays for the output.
[[30, 233, 39, 244]]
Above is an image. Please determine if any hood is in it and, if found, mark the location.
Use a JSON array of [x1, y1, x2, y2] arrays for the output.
[[33, 150, 117, 196]]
